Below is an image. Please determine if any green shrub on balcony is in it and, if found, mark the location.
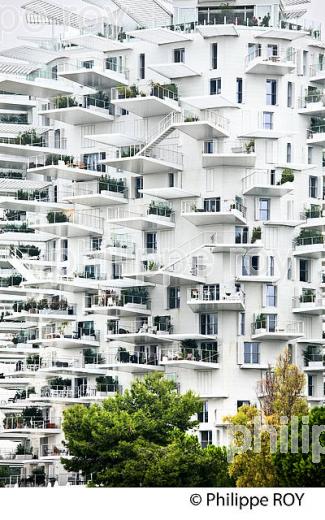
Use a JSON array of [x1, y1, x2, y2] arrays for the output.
[[148, 200, 172, 217], [26, 354, 41, 366], [304, 205, 321, 218], [255, 313, 267, 329], [299, 289, 316, 303], [54, 95, 77, 109], [294, 228, 323, 245], [3, 223, 34, 233], [15, 129, 42, 146], [49, 377, 71, 389], [83, 348, 104, 364], [96, 375, 118, 391], [15, 245, 40, 257], [47, 211, 68, 223], [251, 226, 262, 243], [280, 168, 294, 184], [44, 153, 74, 166], [244, 140, 255, 153], [98, 175, 126, 193], [121, 287, 149, 301]]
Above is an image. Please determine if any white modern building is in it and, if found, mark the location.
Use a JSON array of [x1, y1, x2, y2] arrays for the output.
[[0, 0, 324, 485]]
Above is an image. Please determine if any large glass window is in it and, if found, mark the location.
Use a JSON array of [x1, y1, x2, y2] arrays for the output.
[[174, 48, 185, 63], [266, 79, 277, 105], [200, 430, 212, 448], [265, 284, 277, 306], [263, 112, 273, 129], [210, 78, 221, 95], [168, 286, 180, 309], [244, 342, 260, 364], [236, 78, 243, 103], [198, 401, 209, 423], [259, 198, 270, 220], [299, 259, 309, 282], [200, 313, 218, 335], [211, 43, 218, 69], [309, 176, 318, 198]]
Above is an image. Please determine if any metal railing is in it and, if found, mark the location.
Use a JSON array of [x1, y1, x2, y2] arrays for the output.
[[111, 84, 178, 102], [310, 62, 325, 77], [294, 235, 324, 247], [105, 350, 159, 366], [64, 179, 128, 197], [188, 287, 245, 304], [29, 210, 104, 231], [107, 205, 175, 222], [251, 320, 304, 336], [181, 199, 247, 218], [42, 95, 114, 114], [3, 416, 60, 429], [27, 154, 100, 171], [246, 47, 296, 67], [90, 293, 150, 309], [298, 93, 325, 108], [107, 319, 171, 335], [0, 134, 67, 149], [307, 125, 325, 138], [292, 295, 324, 308], [242, 169, 283, 191], [161, 346, 219, 364]]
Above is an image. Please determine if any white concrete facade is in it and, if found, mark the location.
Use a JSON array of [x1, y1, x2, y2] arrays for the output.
[[0, 0, 324, 485]]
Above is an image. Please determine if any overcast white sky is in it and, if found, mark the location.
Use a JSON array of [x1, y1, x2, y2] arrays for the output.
[[0, 0, 324, 48]]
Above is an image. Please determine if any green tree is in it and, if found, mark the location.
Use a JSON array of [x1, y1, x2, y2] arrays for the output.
[[273, 406, 325, 486], [225, 348, 309, 487], [62, 373, 232, 486]]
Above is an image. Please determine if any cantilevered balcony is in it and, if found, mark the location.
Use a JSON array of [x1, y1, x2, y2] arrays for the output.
[[111, 84, 180, 117], [85, 235, 136, 260], [209, 230, 264, 253], [39, 94, 115, 125], [0, 71, 75, 99], [307, 124, 325, 146], [2, 415, 61, 434], [245, 47, 296, 75], [300, 207, 325, 229], [62, 177, 128, 206], [162, 110, 230, 140], [242, 169, 294, 197], [148, 62, 201, 80], [309, 63, 325, 84], [0, 132, 67, 156], [106, 319, 173, 346], [293, 233, 324, 258], [57, 58, 129, 89], [298, 92, 325, 116], [27, 155, 103, 181], [160, 344, 219, 370], [0, 187, 72, 212], [251, 320, 304, 341], [107, 203, 175, 231], [100, 348, 163, 374], [187, 286, 245, 312], [102, 144, 183, 174], [181, 198, 247, 225], [87, 292, 151, 317], [292, 293, 325, 315], [29, 210, 104, 237], [303, 346, 325, 372], [202, 139, 255, 167]]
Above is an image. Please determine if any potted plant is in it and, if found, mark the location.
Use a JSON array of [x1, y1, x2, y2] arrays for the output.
[[255, 313, 267, 331], [244, 140, 255, 153], [251, 226, 262, 243], [280, 168, 294, 184], [47, 211, 68, 223]]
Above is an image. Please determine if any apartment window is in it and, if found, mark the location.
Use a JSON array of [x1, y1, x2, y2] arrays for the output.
[[200, 430, 212, 448], [198, 401, 209, 423], [287, 258, 292, 280], [202, 284, 220, 301], [267, 44, 278, 57], [308, 374, 314, 397], [211, 43, 218, 69], [267, 256, 275, 276], [309, 176, 318, 198], [299, 259, 309, 282], [145, 232, 157, 253], [242, 255, 259, 276], [308, 146, 313, 165], [139, 53, 145, 79], [174, 48, 185, 63], [266, 79, 277, 105], [90, 237, 102, 252], [258, 198, 270, 220], [168, 286, 180, 309], [204, 140, 214, 153], [204, 197, 220, 212], [303, 50, 308, 76], [286, 143, 292, 163], [287, 81, 293, 107], [84, 265, 98, 279], [200, 313, 218, 335], [210, 78, 221, 95], [263, 111, 273, 130], [168, 172, 175, 187], [267, 314, 277, 332], [236, 77, 243, 103], [112, 262, 122, 279], [135, 176, 143, 198], [265, 284, 277, 307], [239, 312, 245, 335], [235, 226, 248, 244], [244, 342, 260, 364]]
